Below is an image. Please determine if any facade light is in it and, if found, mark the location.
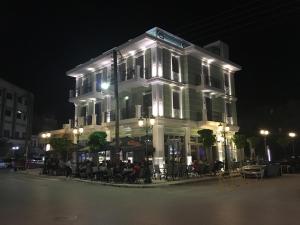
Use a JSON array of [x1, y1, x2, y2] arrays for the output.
[[138, 117, 144, 127], [149, 115, 155, 126], [46, 133, 51, 138], [101, 82, 110, 90], [87, 67, 95, 72], [260, 129, 269, 136], [124, 96, 129, 100]]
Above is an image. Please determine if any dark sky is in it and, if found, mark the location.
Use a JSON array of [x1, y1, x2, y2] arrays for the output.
[[1, 0, 299, 131]]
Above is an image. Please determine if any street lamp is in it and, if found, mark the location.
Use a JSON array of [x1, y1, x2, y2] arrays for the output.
[[138, 115, 155, 184], [73, 127, 84, 177], [218, 123, 230, 175], [41, 132, 51, 151], [260, 129, 269, 161], [288, 132, 296, 157]]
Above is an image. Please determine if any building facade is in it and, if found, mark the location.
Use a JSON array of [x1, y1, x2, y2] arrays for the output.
[[67, 27, 241, 167], [0, 78, 34, 155]]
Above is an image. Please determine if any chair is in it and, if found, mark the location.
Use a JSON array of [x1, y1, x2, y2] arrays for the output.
[[153, 165, 162, 180]]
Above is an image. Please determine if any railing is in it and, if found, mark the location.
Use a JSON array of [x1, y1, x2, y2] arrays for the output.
[[210, 77, 222, 89]]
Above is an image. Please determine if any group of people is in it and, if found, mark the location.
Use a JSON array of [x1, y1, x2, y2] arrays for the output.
[[191, 159, 224, 175]]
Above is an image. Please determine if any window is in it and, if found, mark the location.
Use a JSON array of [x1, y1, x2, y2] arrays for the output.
[[119, 63, 126, 81], [136, 55, 144, 78], [15, 131, 19, 139], [4, 130, 10, 138], [172, 56, 179, 73], [0, 89, 2, 96], [6, 93, 12, 100], [226, 103, 232, 117], [224, 73, 230, 88], [23, 113, 27, 121], [96, 73, 102, 92], [5, 109, 11, 117], [22, 132, 26, 138], [142, 93, 152, 116], [16, 111, 22, 119], [172, 92, 180, 110], [203, 64, 209, 85], [18, 96, 23, 104]]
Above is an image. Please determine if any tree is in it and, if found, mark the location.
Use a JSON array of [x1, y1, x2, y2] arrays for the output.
[[49, 137, 73, 161], [88, 131, 108, 163], [197, 129, 216, 163], [232, 134, 247, 163], [247, 136, 260, 160], [277, 136, 289, 159]]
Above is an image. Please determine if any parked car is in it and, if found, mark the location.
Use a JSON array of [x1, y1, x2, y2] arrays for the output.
[[241, 161, 281, 178], [0, 159, 8, 169]]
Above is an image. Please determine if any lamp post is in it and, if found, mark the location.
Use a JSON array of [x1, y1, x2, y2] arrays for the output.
[[218, 123, 230, 175], [138, 115, 155, 184], [288, 132, 296, 157], [260, 129, 269, 161], [73, 127, 84, 177], [41, 132, 51, 151]]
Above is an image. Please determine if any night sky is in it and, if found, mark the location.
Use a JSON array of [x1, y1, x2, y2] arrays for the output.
[[1, 0, 299, 134]]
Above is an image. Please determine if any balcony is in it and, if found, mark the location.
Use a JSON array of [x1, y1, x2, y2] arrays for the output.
[[197, 76, 225, 97], [118, 66, 149, 92], [69, 82, 112, 103], [207, 111, 224, 122]]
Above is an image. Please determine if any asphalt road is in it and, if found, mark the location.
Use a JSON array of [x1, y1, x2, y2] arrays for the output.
[[0, 170, 299, 225]]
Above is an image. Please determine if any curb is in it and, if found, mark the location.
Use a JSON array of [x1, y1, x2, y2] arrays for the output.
[[18, 170, 241, 188]]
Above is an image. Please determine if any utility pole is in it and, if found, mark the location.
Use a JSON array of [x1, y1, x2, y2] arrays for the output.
[[113, 49, 119, 164]]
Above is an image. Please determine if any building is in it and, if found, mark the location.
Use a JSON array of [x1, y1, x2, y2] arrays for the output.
[[66, 27, 241, 167], [0, 78, 34, 155]]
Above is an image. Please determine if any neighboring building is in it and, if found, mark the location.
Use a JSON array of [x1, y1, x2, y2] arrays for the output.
[[0, 78, 34, 154], [65, 27, 241, 167]]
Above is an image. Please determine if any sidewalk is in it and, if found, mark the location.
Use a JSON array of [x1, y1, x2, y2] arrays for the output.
[[18, 168, 241, 188]]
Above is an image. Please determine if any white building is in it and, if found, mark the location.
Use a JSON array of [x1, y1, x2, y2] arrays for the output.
[[66, 27, 241, 167]]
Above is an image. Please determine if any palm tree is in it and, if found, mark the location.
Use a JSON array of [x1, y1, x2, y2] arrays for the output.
[[232, 133, 247, 165], [247, 136, 259, 160], [197, 129, 216, 163]]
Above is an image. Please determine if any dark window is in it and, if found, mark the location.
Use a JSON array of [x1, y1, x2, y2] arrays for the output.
[[0, 89, 2, 96], [23, 113, 27, 121], [226, 103, 232, 117], [119, 63, 126, 81], [126, 57, 134, 80], [22, 132, 26, 138], [6, 93, 12, 100], [96, 73, 102, 92], [142, 93, 152, 116], [136, 55, 144, 78], [172, 92, 180, 110], [172, 56, 179, 74], [205, 97, 212, 120], [18, 97, 23, 104], [5, 109, 11, 117], [203, 65, 209, 85], [15, 131, 19, 139], [3, 130, 10, 138], [80, 107, 86, 117], [224, 73, 229, 88], [16, 111, 22, 119]]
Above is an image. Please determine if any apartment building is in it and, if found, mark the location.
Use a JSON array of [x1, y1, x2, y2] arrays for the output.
[[67, 27, 241, 167], [0, 78, 34, 153]]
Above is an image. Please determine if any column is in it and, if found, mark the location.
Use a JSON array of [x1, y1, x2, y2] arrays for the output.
[[202, 95, 207, 121], [152, 124, 164, 168], [185, 127, 192, 165], [92, 100, 97, 125], [74, 104, 78, 126], [135, 105, 141, 118]]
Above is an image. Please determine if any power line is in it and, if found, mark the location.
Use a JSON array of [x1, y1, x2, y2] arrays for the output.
[[190, 7, 299, 42], [175, 0, 263, 34], [182, 0, 299, 40], [176, 0, 268, 35]]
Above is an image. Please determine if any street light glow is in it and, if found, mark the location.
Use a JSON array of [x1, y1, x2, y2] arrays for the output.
[[260, 129, 269, 135], [138, 117, 144, 127], [79, 127, 84, 134], [149, 116, 155, 126], [41, 133, 46, 138], [46, 133, 51, 138], [288, 132, 296, 138], [73, 129, 78, 134]]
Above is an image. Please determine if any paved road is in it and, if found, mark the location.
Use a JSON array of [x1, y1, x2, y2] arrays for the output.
[[0, 170, 299, 225]]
